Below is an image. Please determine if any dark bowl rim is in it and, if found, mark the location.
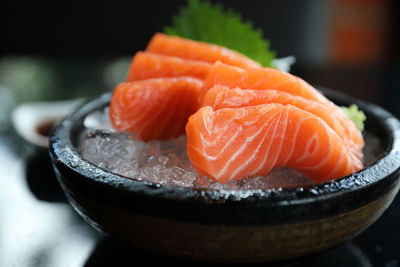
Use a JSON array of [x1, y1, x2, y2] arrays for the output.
[[49, 88, 400, 206]]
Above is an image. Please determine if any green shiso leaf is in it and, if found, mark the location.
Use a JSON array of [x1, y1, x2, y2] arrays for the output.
[[164, 0, 364, 131], [164, 0, 276, 67], [340, 104, 366, 132]]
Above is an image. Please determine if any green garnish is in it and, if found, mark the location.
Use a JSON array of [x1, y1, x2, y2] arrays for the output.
[[164, 0, 276, 67], [165, 0, 365, 131], [341, 104, 366, 132]]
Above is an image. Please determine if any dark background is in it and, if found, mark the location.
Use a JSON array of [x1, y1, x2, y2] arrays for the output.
[[0, 1, 399, 266], [1, 0, 399, 107], [1, 0, 399, 106], [1, 0, 399, 57]]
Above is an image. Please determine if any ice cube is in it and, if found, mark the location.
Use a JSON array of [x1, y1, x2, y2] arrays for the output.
[[79, 129, 314, 190], [78, 107, 383, 191], [80, 130, 146, 176], [83, 107, 114, 131]]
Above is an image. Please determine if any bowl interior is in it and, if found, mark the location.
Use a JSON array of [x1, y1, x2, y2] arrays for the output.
[[49, 88, 400, 225]]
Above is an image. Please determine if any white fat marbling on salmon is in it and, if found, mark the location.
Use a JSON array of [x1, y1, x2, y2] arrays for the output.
[[251, 107, 285, 175], [186, 103, 363, 184], [217, 106, 283, 180]]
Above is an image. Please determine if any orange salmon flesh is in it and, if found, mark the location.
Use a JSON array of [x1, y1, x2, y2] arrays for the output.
[[109, 33, 365, 184]]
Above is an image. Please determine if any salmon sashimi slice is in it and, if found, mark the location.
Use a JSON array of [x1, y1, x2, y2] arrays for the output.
[[146, 33, 261, 69], [186, 104, 363, 184], [110, 77, 204, 142], [201, 85, 360, 163], [203, 61, 328, 102], [203, 62, 365, 160], [126, 51, 212, 81]]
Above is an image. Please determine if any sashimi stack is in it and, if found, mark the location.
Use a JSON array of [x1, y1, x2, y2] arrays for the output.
[[109, 33, 364, 185]]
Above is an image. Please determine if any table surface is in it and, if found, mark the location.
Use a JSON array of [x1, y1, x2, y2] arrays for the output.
[[0, 58, 399, 267], [0, 132, 399, 267]]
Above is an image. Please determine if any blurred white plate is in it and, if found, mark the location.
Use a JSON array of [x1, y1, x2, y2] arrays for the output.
[[11, 99, 83, 149]]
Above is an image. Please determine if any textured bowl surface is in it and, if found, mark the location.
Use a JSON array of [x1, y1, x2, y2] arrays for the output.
[[49, 89, 400, 262]]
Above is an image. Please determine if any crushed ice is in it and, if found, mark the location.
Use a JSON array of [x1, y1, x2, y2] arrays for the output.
[[79, 107, 384, 190]]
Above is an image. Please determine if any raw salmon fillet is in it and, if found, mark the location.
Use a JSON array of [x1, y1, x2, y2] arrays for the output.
[[110, 77, 204, 142], [146, 33, 261, 69], [201, 85, 361, 163], [203, 62, 364, 160], [126, 52, 212, 81], [203, 61, 328, 102], [186, 104, 363, 184]]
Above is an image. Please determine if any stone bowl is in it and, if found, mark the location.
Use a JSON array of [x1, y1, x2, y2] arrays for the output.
[[49, 89, 400, 263]]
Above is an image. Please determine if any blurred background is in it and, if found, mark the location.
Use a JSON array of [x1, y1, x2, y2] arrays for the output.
[[0, 0, 399, 113], [0, 0, 399, 266]]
